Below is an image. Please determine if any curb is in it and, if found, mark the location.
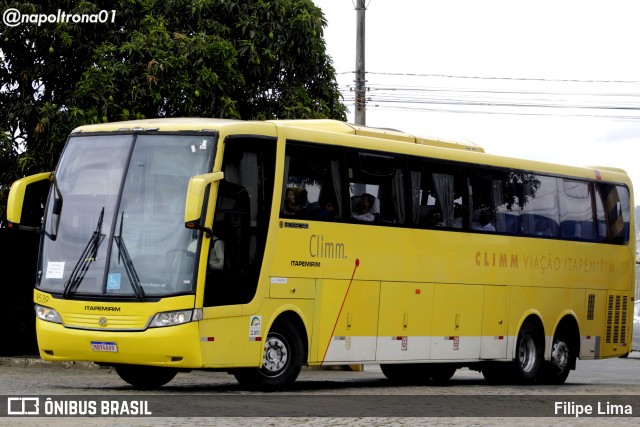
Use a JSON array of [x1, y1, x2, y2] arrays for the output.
[[0, 357, 100, 370]]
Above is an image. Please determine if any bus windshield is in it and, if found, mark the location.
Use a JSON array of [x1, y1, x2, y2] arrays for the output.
[[38, 133, 216, 299]]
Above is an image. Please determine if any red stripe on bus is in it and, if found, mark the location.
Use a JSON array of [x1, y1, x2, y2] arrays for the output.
[[321, 259, 360, 364]]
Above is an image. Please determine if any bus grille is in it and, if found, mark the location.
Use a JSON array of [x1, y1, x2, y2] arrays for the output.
[[605, 294, 628, 344], [63, 313, 149, 330]]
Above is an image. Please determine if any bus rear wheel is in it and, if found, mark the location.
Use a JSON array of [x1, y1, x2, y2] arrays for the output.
[[114, 365, 178, 389], [232, 321, 303, 390], [537, 337, 574, 384], [513, 321, 543, 383]]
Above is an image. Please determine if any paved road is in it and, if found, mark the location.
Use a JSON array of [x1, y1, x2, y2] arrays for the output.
[[2, 354, 640, 426]]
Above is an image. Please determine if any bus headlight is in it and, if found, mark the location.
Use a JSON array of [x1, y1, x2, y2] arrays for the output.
[[35, 304, 62, 324], [149, 309, 202, 328]]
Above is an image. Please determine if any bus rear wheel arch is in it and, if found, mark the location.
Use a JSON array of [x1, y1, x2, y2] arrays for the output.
[[483, 317, 544, 384]]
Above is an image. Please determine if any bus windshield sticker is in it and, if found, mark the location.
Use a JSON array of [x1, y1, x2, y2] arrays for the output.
[[107, 273, 121, 290], [45, 262, 65, 279]]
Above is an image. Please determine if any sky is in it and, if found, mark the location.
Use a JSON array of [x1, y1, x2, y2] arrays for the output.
[[312, 0, 640, 204]]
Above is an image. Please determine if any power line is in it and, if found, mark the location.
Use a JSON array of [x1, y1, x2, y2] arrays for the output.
[[360, 104, 640, 121], [338, 70, 640, 85], [360, 84, 640, 99], [336, 71, 640, 120]]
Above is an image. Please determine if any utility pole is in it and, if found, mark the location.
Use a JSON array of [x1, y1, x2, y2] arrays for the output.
[[354, 0, 366, 125]]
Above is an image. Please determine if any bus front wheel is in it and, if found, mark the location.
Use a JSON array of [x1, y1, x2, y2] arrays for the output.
[[233, 321, 303, 390], [114, 365, 178, 389]]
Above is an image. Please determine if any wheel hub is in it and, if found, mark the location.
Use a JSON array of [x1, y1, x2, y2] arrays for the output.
[[263, 337, 287, 373], [551, 341, 569, 371], [518, 335, 537, 373]]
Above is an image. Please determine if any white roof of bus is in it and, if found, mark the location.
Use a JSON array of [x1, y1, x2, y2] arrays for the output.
[[72, 118, 484, 153], [71, 117, 241, 133], [268, 119, 485, 153]]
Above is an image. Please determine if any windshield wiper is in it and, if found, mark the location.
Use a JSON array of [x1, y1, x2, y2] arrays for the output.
[[62, 207, 105, 298], [113, 211, 145, 301]]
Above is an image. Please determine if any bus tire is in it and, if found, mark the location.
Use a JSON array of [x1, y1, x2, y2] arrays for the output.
[[380, 364, 414, 383], [482, 362, 510, 384], [514, 321, 543, 383], [381, 363, 456, 384], [114, 365, 177, 389], [537, 336, 574, 385], [233, 321, 303, 390], [423, 364, 457, 384]]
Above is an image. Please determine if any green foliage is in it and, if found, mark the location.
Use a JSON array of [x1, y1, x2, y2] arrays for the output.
[[0, 0, 347, 223]]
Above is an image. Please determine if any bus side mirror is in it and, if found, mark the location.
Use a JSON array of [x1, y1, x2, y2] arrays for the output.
[[184, 171, 224, 237], [7, 172, 53, 232]]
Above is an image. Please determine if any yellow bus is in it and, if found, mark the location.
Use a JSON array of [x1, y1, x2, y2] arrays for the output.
[[7, 118, 635, 389]]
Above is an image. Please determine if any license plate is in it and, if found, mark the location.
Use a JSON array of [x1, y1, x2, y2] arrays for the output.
[[91, 341, 118, 352]]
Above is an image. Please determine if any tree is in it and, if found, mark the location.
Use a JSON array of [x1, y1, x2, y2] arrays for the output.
[[0, 0, 347, 223]]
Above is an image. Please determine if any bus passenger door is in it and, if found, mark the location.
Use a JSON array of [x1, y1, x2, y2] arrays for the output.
[[199, 136, 276, 367], [201, 136, 275, 307], [480, 285, 508, 359]]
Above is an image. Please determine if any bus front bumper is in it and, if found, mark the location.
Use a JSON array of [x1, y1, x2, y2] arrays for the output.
[[36, 318, 203, 368]]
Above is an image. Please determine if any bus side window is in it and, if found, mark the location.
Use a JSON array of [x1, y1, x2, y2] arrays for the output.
[[347, 151, 404, 225], [559, 179, 595, 241], [467, 171, 495, 232], [351, 191, 379, 222], [283, 143, 344, 221], [410, 159, 465, 229], [491, 173, 521, 235], [596, 183, 630, 244], [518, 174, 559, 238], [282, 187, 307, 217]]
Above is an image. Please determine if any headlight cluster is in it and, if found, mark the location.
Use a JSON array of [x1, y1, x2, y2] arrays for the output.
[[35, 304, 203, 329], [149, 309, 202, 328], [35, 304, 62, 324]]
